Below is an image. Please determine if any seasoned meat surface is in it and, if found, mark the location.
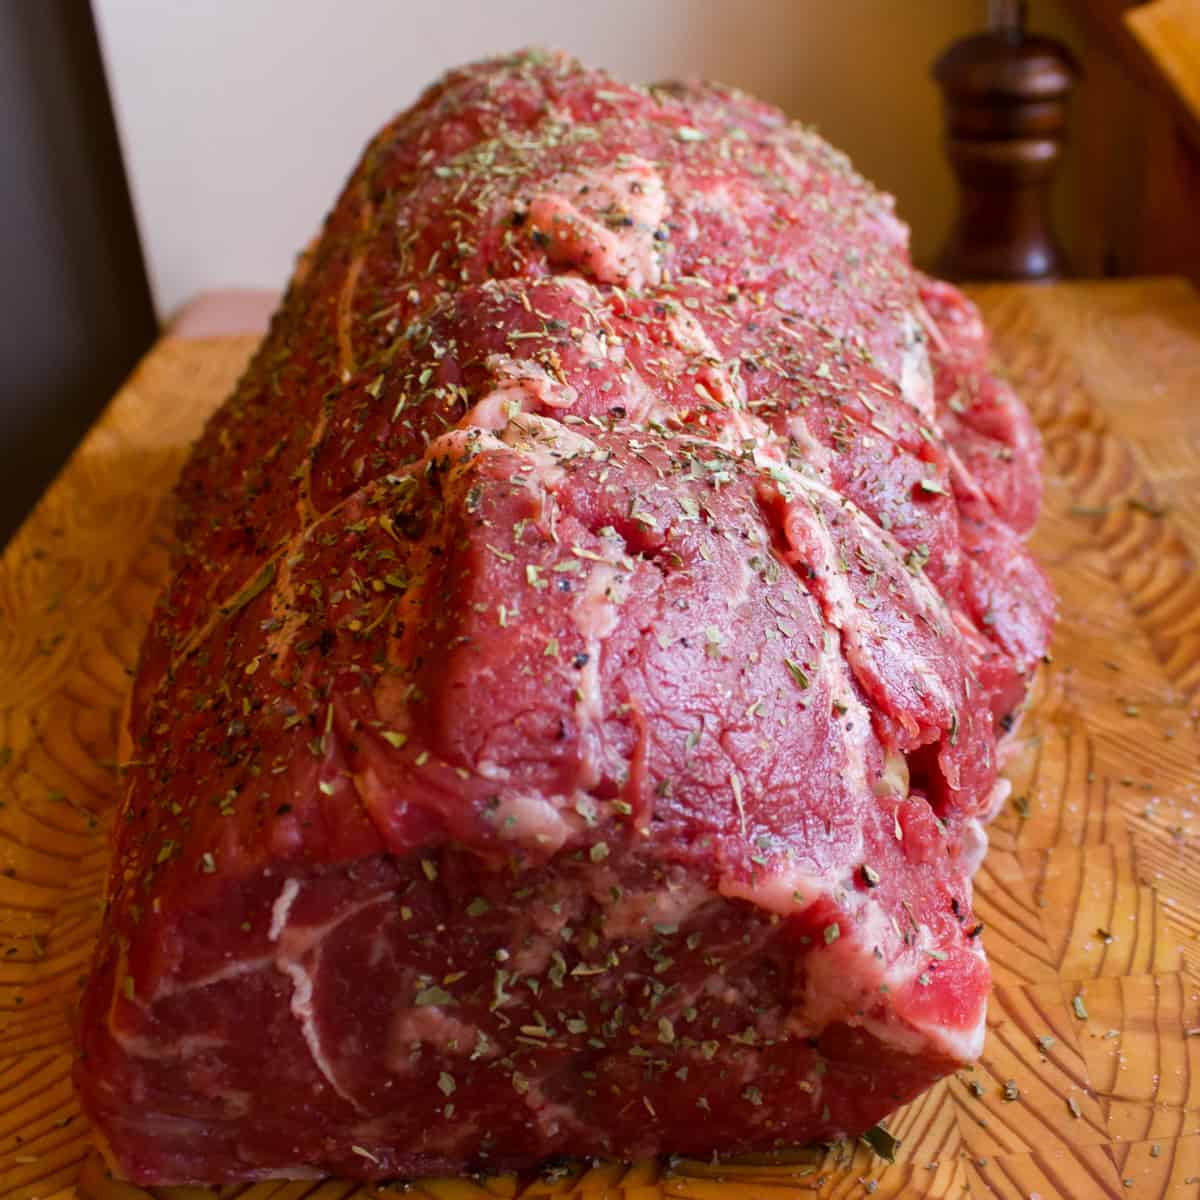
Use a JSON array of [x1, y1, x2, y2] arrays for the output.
[[75, 50, 1053, 1183]]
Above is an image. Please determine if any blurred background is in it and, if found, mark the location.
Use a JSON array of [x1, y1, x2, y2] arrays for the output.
[[91, 0, 1085, 317], [2, 0, 1197, 545]]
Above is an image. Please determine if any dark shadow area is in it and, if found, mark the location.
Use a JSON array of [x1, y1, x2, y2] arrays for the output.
[[0, 0, 158, 548]]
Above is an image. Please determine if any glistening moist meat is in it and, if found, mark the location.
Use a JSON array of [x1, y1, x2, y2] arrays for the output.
[[74, 50, 1054, 1183]]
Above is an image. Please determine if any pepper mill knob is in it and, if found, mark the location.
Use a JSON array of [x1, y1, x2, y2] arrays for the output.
[[933, 21, 1078, 281]]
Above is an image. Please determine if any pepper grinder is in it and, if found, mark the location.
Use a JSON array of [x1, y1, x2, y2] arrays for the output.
[[933, 0, 1078, 281]]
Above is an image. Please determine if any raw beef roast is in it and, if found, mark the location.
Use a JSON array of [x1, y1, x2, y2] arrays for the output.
[[75, 50, 1054, 1183]]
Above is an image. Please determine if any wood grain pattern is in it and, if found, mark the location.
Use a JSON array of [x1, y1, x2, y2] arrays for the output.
[[3, 279, 1200, 1198]]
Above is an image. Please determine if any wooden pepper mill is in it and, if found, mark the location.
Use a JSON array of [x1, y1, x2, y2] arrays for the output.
[[933, 0, 1078, 281]]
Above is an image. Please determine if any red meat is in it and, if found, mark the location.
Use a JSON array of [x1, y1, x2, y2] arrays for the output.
[[75, 50, 1052, 1183]]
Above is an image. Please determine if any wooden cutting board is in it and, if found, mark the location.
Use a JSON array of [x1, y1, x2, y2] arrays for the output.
[[4, 279, 1200, 1200]]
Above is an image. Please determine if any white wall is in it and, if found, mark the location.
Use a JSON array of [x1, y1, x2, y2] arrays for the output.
[[94, 1, 1080, 320]]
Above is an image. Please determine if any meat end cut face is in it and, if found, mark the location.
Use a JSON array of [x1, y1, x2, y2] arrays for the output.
[[74, 49, 1053, 1184]]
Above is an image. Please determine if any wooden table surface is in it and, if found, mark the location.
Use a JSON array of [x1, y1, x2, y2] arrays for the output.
[[3, 279, 1200, 1199]]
